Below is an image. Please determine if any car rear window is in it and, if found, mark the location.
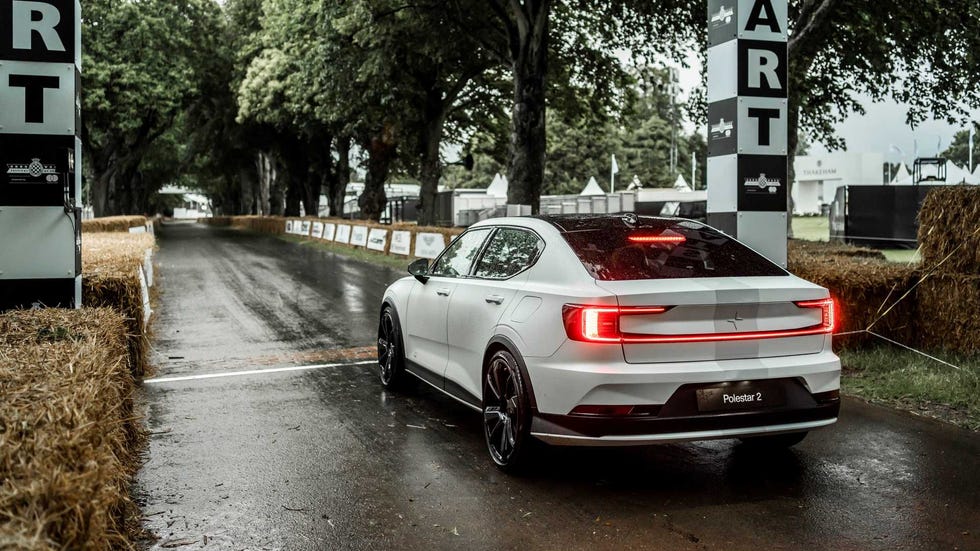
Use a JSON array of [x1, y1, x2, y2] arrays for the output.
[[558, 218, 787, 280]]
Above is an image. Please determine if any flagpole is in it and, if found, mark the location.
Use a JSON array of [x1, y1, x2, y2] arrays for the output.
[[970, 125, 974, 173]]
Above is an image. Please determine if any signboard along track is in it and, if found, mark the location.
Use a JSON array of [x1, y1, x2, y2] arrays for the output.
[[706, 0, 788, 266], [0, 0, 82, 311]]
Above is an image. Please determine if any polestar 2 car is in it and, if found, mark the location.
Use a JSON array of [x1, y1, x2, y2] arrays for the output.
[[377, 215, 840, 471]]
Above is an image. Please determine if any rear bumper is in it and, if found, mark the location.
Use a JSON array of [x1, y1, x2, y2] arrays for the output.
[[532, 417, 838, 446], [530, 387, 840, 446], [525, 340, 840, 415]]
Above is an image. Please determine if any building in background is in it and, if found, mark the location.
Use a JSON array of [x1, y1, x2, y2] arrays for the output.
[[792, 152, 884, 215]]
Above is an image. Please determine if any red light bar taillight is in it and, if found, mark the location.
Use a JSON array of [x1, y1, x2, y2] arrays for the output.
[[562, 298, 836, 344]]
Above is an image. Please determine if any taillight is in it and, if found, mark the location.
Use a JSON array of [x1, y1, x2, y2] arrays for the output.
[[563, 298, 836, 344], [562, 305, 668, 343], [794, 297, 836, 333]]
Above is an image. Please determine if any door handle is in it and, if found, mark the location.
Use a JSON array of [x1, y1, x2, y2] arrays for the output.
[[485, 295, 505, 305], [436, 289, 451, 297]]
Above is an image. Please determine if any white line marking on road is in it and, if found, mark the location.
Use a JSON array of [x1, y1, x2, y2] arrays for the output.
[[143, 360, 377, 384]]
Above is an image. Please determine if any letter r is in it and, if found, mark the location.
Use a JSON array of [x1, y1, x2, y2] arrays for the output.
[[747, 49, 781, 90], [12, 0, 66, 52]]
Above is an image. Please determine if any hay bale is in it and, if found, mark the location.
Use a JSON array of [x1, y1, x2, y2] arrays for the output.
[[788, 239, 886, 261], [81, 215, 148, 233], [789, 250, 919, 350], [918, 186, 980, 273], [82, 232, 157, 376], [0, 308, 143, 550], [916, 274, 980, 354]]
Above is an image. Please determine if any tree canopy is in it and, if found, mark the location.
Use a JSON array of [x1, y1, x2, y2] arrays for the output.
[[79, 0, 980, 222]]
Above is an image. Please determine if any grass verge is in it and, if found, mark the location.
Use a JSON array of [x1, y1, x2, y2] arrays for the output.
[[840, 346, 980, 431]]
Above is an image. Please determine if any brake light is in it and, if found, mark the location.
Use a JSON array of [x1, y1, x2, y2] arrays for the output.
[[794, 297, 836, 332], [627, 233, 686, 244], [563, 305, 669, 342]]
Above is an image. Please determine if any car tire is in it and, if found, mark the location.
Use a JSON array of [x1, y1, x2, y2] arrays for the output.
[[378, 307, 408, 389], [482, 349, 535, 474], [738, 431, 808, 448]]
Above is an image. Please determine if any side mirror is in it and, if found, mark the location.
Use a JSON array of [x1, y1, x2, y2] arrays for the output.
[[408, 258, 430, 284]]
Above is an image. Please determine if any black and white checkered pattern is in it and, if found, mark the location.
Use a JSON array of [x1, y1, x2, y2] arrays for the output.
[[706, 0, 789, 266]]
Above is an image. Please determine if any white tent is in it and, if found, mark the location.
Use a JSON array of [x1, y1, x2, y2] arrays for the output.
[[580, 176, 606, 196], [947, 163, 972, 184], [626, 175, 643, 191], [891, 163, 911, 184], [486, 173, 508, 198], [672, 174, 693, 192], [973, 164, 980, 180]]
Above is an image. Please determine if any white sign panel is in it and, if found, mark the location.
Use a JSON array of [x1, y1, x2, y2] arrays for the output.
[[389, 230, 411, 256], [367, 228, 387, 252], [349, 225, 368, 247], [0, 61, 77, 135], [413, 232, 446, 259], [311, 221, 324, 239], [335, 224, 351, 244], [285, 220, 293, 233], [323, 222, 336, 241], [300, 220, 311, 236]]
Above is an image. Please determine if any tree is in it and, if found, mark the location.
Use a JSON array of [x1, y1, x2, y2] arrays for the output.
[[782, 0, 980, 230], [82, 0, 223, 216], [459, 0, 699, 212], [941, 123, 980, 172]]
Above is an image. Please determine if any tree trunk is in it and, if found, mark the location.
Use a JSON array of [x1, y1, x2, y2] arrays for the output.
[[269, 155, 285, 216], [239, 165, 257, 215], [418, 108, 446, 226], [506, 6, 549, 213], [328, 135, 351, 217], [787, 98, 800, 238], [359, 126, 397, 222]]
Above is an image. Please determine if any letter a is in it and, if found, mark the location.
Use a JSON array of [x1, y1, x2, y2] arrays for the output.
[[745, 0, 781, 34]]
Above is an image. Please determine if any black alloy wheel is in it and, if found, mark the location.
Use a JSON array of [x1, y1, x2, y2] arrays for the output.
[[483, 350, 533, 472], [377, 307, 406, 388]]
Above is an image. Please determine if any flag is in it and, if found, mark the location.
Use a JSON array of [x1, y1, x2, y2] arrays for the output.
[[611, 154, 620, 175]]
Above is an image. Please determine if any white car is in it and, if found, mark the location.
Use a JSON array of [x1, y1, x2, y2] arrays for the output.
[[377, 215, 840, 471]]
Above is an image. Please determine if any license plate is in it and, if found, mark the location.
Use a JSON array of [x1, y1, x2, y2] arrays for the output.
[[696, 381, 786, 413]]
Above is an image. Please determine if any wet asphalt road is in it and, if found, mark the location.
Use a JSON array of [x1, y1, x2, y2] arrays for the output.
[[137, 222, 980, 551]]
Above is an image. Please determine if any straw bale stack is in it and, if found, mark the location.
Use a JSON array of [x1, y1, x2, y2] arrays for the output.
[[789, 249, 919, 349], [918, 186, 980, 274], [81, 215, 148, 233], [0, 308, 143, 550], [82, 232, 157, 376]]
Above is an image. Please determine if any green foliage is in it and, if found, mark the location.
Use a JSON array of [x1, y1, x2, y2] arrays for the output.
[[786, 0, 980, 150], [941, 123, 980, 171]]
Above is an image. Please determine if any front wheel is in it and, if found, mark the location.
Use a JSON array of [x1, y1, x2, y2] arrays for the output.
[[377, 307, 407, 389], [483, 350, 534, 473]]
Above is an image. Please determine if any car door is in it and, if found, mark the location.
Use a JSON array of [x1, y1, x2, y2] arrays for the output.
[[445, 227, 545, 402], [405, 228, 492, 385]]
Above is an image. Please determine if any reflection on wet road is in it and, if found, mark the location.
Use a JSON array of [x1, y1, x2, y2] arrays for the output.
[[137, 222, 980, 550]]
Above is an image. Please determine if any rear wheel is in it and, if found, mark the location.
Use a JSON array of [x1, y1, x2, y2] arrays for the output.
[[739, 431, 808, 448], [483, 350, 534, 473], [377, 307, 407, 389]]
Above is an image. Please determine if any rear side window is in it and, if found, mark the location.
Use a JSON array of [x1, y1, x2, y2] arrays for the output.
[[560, 219, 787, 280], [474, 228, 543, 279], [430, 229, 491, 277]]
